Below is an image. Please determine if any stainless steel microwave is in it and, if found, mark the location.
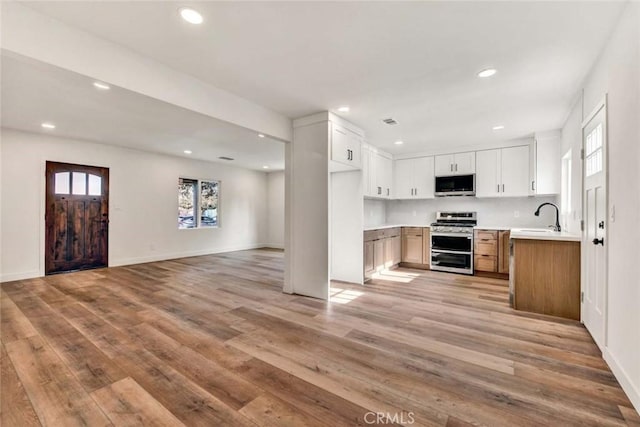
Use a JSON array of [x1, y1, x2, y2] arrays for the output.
[[435, 174, 475, 197]]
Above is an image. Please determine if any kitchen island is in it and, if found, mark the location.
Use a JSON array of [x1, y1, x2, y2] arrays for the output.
[[510, 229, 581, 320]]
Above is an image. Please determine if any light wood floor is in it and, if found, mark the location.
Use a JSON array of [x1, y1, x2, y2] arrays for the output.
[[1, 249, 638, 426]]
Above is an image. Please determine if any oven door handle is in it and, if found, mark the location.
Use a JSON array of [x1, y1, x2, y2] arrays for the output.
[[431, 249, 473, 255], [431, 233, 473, 238]]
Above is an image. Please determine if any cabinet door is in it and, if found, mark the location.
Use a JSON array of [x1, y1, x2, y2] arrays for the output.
[[392, 236, 401, 265], [373, 153, 387, 198], [364, 240, 375, 278], [422, 228, 431, 266], [535, 136, 560, 195], [413, 156, 435, 199], [454, 151, 476, 174], [374, 239, 385, 271], [402, 234, 423, 264], [393, 158, 414, 199], [347, 133, 362, 169], [476, 149, 501, 198], [498, 230, 510, 274], [501, 145, 530, 197], [331, 124, 350, 165], [434, 154, 454, 176], [382, 155, 393, 198], [384, 238, 394, 268]]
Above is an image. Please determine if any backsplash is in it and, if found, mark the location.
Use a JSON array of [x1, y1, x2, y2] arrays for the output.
[[364, 199, 387, 226], [368, 196, 560, 228]]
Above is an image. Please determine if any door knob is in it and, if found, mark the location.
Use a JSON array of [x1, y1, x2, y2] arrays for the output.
[[592, 238, 604, 246]]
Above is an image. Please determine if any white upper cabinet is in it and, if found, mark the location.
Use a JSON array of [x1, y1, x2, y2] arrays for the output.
[[532, 133, 561, 195], [393, 156, 434, 199], [501, 145, 530, 197], [331, 123, 362, 170], [476, 149, 501, 197], [476, 145, 530, 198], [362, 144, 392, 199], [434, 151, 476, 176]]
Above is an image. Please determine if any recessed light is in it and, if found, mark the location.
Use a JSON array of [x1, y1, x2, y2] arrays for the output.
[[41, 122, 56, 129], [93, 82, 110, 90], [179, 7, 203, 24], [258, 133, 265, 138], [337, 106, 350, 113], [263, 165, 270, 169], [477, 68, 497, 78], [184, 150, 192, 154], [492, 125, 505, 131], [394, 140, 404, 145]]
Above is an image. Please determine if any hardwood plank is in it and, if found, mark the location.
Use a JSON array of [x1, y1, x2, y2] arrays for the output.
[[5, 335, 112, 426], [1, 290, 39, 343], [1, 341, 41, 427], [239, 394, 327, 427], [91, 377, 185, 426]]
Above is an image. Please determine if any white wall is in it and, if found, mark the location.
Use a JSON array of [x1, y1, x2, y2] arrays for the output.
[[364, 199, 387, 227], [0, 129, 269, 282], [560, 98, 583, 233], [385, 196, 559, 228], [266, 171, 284, 249], [562, 1, 640, 411]]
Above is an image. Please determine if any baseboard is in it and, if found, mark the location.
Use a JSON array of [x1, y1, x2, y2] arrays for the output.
[[111, 244, 267, 267], [603, 348, 640, 412], [262, 243, 284, 250], [0, 270, 41, 283]]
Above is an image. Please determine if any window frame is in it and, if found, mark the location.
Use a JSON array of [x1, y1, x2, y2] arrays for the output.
[[178, 177, 220, 230]]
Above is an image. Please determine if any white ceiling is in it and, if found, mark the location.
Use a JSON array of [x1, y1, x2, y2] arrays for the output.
[[0, 53, 285, 171], [21, 1, 626, 155]]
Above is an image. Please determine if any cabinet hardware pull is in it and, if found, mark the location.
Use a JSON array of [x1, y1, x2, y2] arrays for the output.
[[502, 184, 505, 192], [450, 164, 453, 172], [415, 188, 418, 195], [531, 181, 535, 191], [455, 163, 458, 172], [497, 184, 500, 193]]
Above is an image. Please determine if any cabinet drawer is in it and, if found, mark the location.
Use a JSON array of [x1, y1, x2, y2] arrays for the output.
[[384, 227, 401, 238], [475, 230, 498, 241], [475, 255, 497, 272], [402, 227, 423, 236], [475, 240, 497, 256]]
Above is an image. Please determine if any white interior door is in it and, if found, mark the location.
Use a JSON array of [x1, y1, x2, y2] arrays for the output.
[[582, 100, 607, 350]]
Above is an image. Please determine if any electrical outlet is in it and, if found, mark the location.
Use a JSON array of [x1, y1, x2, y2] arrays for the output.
[[514, 210, 520, 218]]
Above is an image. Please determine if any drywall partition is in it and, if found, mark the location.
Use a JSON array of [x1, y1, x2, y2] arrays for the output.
[[0, 129, 269, 282], [330, 170, 364, 284], [266, 171, 285, 249], [563, 1, 640, 410], [285, 115, 331, 299], [0, 2, 292, 143]]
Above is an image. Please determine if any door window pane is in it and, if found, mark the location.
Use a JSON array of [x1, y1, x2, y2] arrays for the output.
[[88, 174, 102, 196], [54, 172, 70, 194], [72, 172, 87, 195], [585, 124, 603, 177], [200, 181, 219, 227]]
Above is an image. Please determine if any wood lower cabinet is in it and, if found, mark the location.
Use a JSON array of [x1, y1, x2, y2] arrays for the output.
[[498, 230, 510, 274], [474, 229, 510, 276], [422, 228, 431, 266], [401, 227, 423, 264], [364, 227, 401, 281], [512, 238, 580, 320]]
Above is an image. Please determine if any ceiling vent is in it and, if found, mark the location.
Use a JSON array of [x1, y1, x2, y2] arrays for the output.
[[218, 156, 235, 161], [382, 118, 399, 125]]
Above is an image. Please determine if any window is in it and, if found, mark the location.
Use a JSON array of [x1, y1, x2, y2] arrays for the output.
[[178, 178, 219, 229], [585, 123, 603, 177], [54, 171, 102, 196]]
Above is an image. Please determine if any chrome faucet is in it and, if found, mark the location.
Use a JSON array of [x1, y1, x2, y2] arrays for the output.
[[534, 203, 561, 232]]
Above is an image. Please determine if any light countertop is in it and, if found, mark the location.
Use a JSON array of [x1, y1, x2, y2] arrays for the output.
[[364, 224, 515, 232], [510, 228, 581, 242]]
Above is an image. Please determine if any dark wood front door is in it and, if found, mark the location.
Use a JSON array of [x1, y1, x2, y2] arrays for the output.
[[45, 161, 109, 274]]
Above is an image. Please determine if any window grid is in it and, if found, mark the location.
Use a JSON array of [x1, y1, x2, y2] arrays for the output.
[[585, 124, 603, 177]]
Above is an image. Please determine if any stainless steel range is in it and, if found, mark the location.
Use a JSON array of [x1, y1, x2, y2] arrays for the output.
[[430, 211, 477, 275]]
